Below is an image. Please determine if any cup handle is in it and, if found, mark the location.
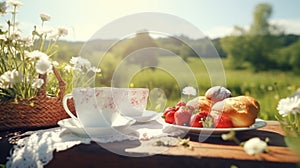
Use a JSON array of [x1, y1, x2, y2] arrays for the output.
[[62, 94, 77, 120]]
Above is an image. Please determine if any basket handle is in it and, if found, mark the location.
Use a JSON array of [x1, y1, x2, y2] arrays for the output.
[[37, 66, 66, 100]]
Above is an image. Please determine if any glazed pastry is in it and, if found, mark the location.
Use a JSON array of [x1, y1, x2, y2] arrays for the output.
[[210, 96, 260, 127], [187, 96, 212, 112]]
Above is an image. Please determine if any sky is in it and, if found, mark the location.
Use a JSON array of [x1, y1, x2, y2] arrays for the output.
[[3, 0, 300, 41]]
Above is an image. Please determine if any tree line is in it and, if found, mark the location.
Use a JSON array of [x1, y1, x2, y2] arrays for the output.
[[54, 3, 300, 74]]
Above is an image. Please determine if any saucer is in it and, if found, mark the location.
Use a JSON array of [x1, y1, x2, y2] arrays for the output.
[[130, 110, 160, 123], [58, 118, 87, 136], [57, 115, 136, 137]]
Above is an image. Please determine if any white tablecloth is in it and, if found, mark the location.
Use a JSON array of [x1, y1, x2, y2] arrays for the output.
[[6, 119, 183, 168]]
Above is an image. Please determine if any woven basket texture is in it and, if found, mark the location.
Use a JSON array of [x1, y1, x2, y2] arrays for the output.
[[0, 67, 75, 131]]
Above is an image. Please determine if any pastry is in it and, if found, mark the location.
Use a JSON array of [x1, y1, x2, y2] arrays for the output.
[[186, 96, 212, 112], [210, 96, 260, 127]]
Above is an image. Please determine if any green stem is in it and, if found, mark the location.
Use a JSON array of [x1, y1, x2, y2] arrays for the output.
[[296, 113, 300, 134], [39, 37, 45, 52], [12, 6, 16, 32]]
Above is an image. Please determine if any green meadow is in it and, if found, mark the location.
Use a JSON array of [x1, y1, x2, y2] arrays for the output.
[[127, 56, 300, 120]]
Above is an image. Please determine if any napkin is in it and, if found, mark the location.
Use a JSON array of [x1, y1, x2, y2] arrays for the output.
[[6, 119, 184, 168]]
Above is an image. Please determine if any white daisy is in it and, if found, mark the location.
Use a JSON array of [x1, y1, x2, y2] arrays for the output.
[[70, 56, 92, 71], [40, 13, 51, 22], [6, 0, 23, 7], [63, 64, 73, 73], [25, 50, 48, 60], [35, 25, 54, 36], [0, 34, 7, 41], [20, 36, 34, 47], [9, 30, 21, 41], [0, 69, 23, 88], [277, 96, 300, 117], [31, 78, 44, 89], [52, 61, 59, 67], [57, 27, 68, 37], [36, 58, 52, 74], [89, 66, 101, 73]]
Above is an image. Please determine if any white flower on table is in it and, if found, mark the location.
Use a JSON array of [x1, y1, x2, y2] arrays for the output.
[[243, 137, 268, 155], [277, 96, 300, 117], [182, 86, 197, 96]]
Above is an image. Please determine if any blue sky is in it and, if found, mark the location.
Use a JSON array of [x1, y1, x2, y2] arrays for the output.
[[5, 0, 300, 41]]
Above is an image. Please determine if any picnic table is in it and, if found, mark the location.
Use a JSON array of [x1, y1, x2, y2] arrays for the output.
[[0, 120, 299, 168]]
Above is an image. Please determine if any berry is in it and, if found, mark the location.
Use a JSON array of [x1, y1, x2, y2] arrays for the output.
[[163, 107, 176, 116], [174, 106, 193, 126], [164, 110, 176, 124], [175, 101, 186, 111], [162, 107, 176, 124], [189, 111, 209, 127], [213, 115, 233, 128]]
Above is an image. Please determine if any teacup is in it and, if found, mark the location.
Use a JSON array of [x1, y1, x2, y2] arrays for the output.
[[62, 87, 149, 127]]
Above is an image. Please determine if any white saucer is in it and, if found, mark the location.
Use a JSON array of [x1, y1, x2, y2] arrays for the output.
[[130, 110, 160, 123], [57, 115, 136, 137]]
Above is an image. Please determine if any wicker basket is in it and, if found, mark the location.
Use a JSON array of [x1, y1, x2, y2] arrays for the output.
[[0, 67, 75, 131]]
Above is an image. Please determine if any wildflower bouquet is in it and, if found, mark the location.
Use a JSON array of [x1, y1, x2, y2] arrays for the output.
[[276, 91, 300, 154], [0, 0, 74, 130], [0, 0, 69, 101]]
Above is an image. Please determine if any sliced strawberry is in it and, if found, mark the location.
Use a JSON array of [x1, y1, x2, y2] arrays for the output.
[[213, 115, 233, 128]]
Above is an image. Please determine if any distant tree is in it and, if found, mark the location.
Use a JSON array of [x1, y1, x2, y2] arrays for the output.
[[179, 44, 191, 61], [276, 39, 300, 73], [212, 38, 226, 58], [221, 27, 248, 69], [221, 3, 282, 72], [249, 3, 273, 35], [123, 31, 158, 70]]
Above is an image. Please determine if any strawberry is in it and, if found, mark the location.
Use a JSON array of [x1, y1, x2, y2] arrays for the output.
[[175, 101, 186, 111], [164, 110, 176, 124], [189, 111, 209, 127], [163, 107, 176, 116], [213, 115, 233, 128], [174, 106, 193, 126], [162, 107, 176, 124]]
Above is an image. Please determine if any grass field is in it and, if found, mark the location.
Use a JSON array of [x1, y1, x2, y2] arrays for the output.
[[126, 56, 300, 120]]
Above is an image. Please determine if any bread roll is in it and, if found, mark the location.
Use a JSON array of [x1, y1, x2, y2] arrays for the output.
[[187, 96, 212, 112], [210, 96, 260, 127]]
